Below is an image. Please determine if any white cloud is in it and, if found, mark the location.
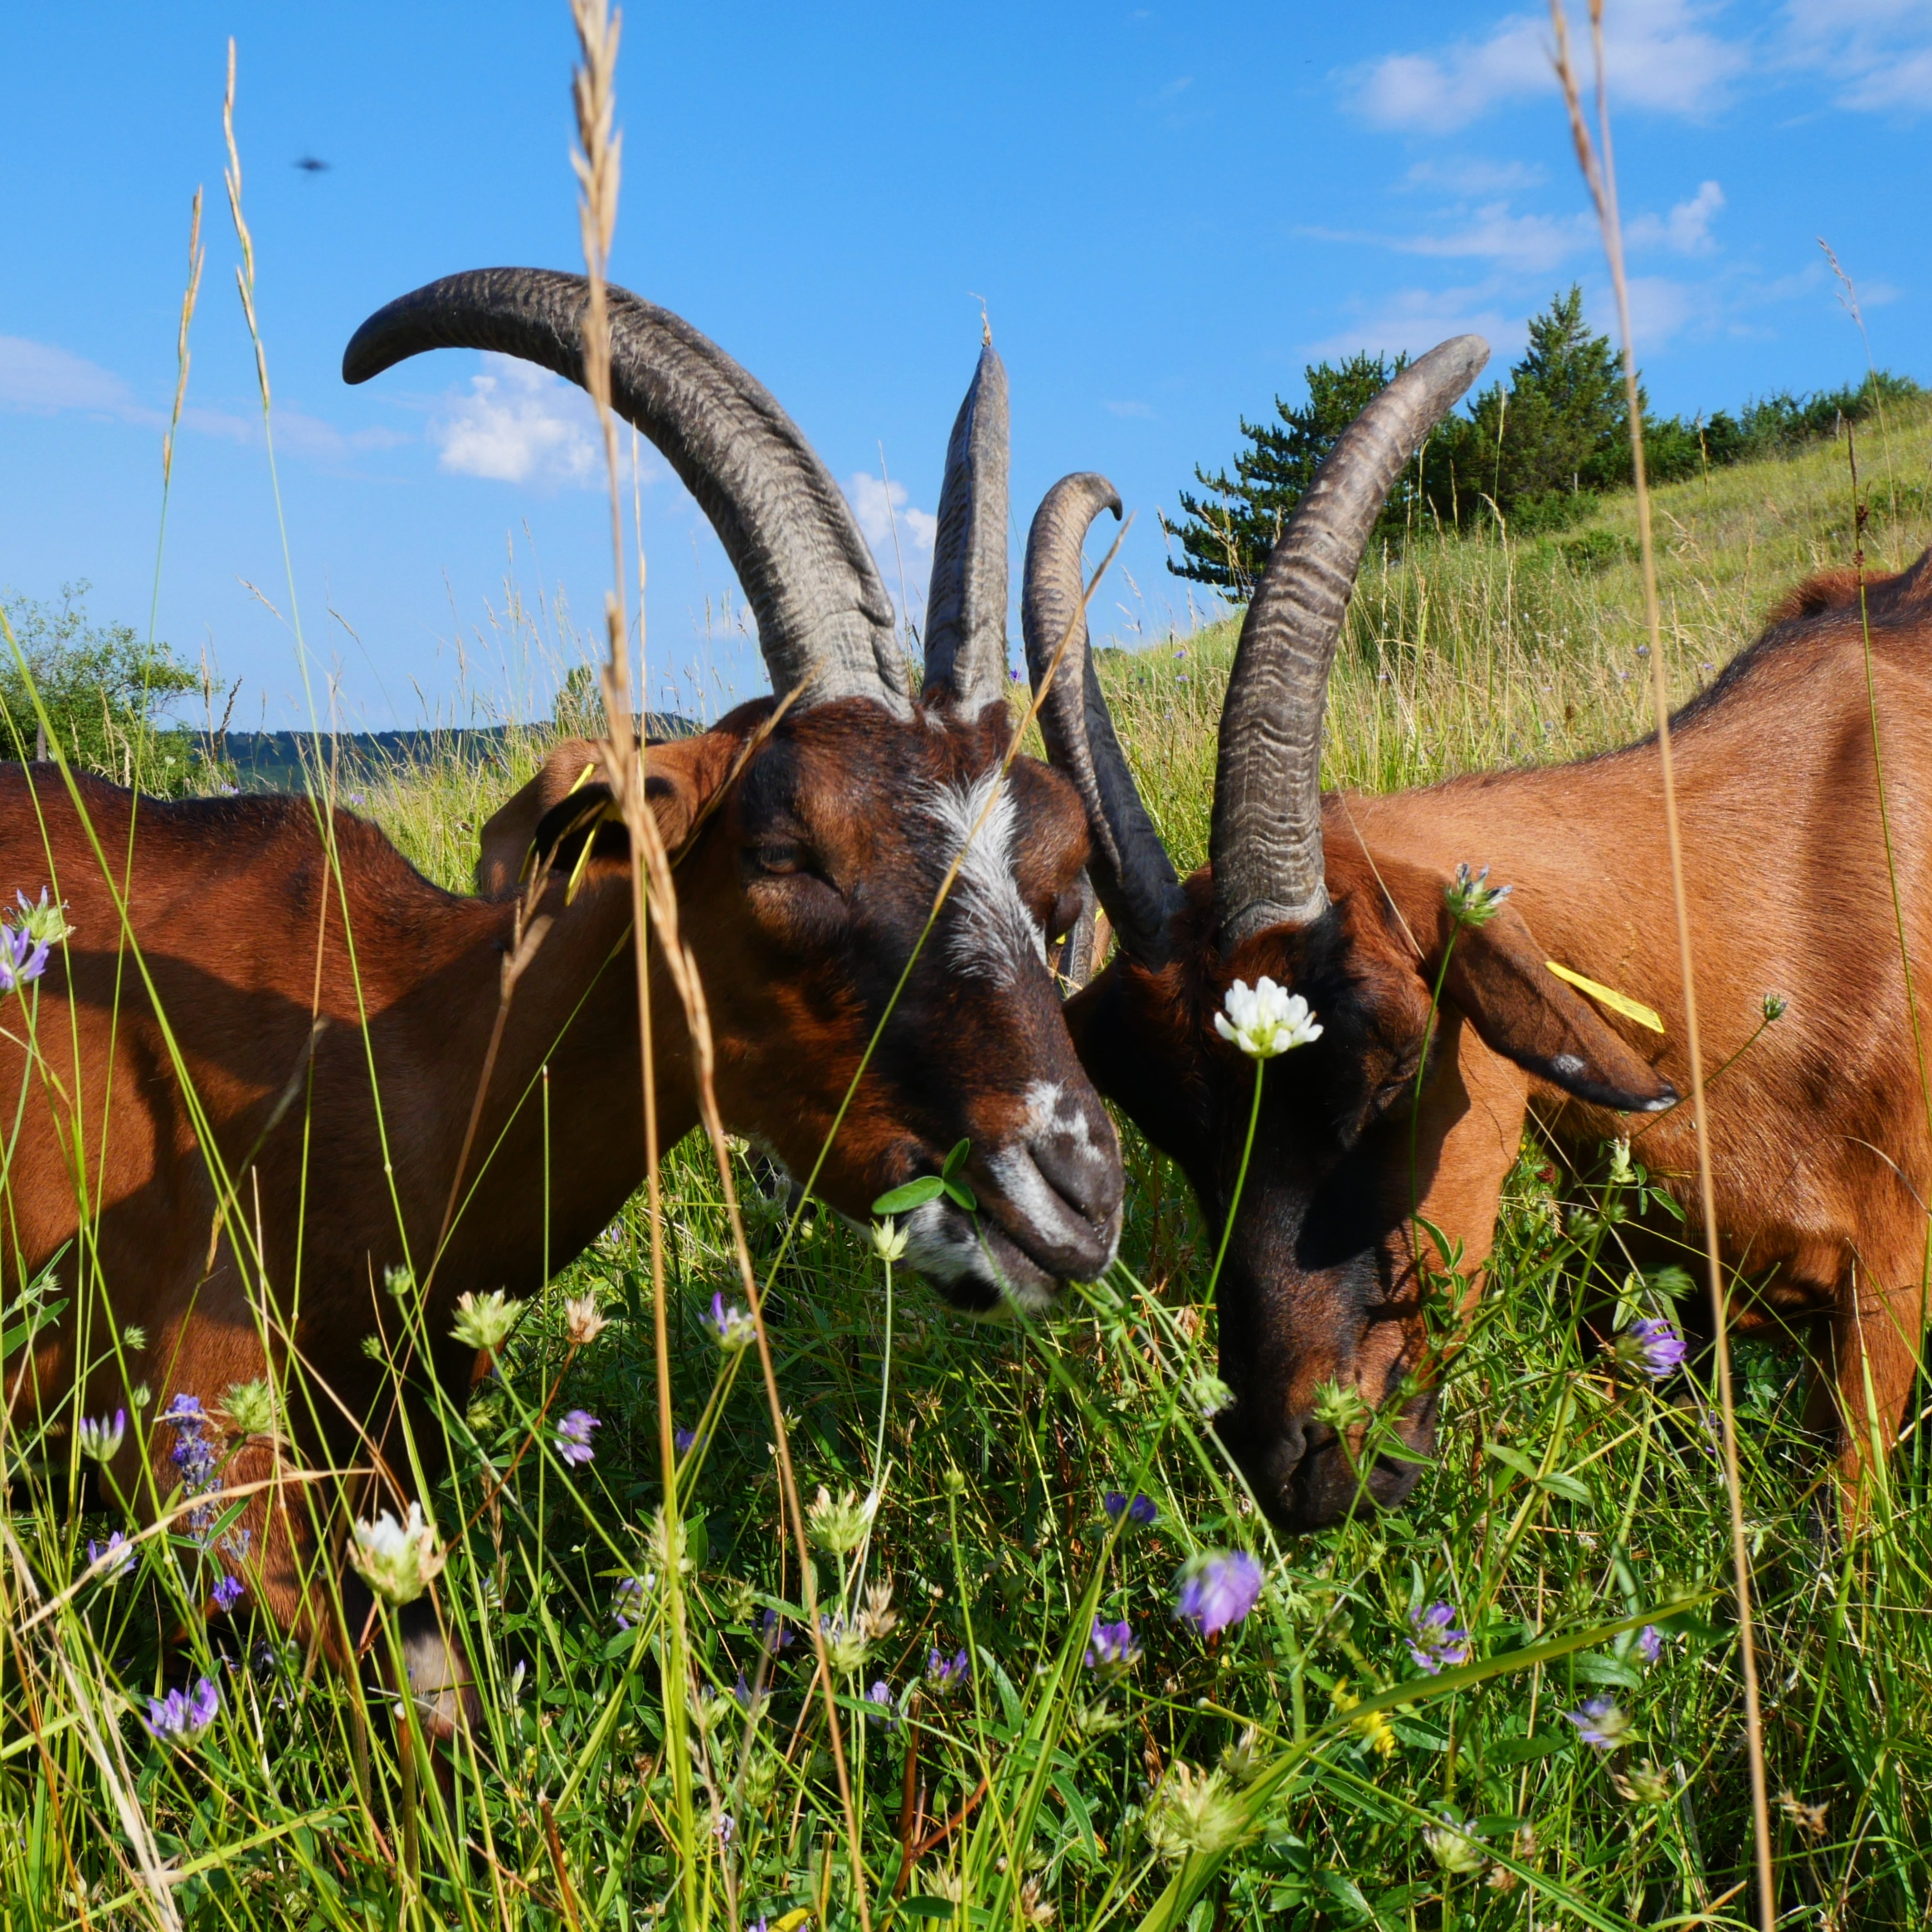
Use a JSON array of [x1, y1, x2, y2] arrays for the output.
[[1399, 156, 1546, 195], [0, 336, 140, 415], [1627, 179, 1725, 255], [1351, 0, 1750, 132], [1300, 202, 1592, 275], [432, 354, 599, 486], [1781, 0, 1932, 112], [1106, 398, 1156, 418], [844, 470, 937, 562], [1623, 275, 1699, 348], [1305, 285, 1522, 364]]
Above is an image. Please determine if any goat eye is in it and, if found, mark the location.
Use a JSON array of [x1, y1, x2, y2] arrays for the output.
[[752, 843, 810, 876], [1046, 885, 1084, 942]]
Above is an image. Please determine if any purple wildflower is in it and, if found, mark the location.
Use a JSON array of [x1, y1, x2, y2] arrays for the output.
[[1638, 1624, 1663, 1664], [77, 1409, 126, 1462], [0, 925, 50, 995], [555, 1409, 600, 1467], [89, 1531, 136, 1580], [1103, 1490, 1157, 1528], [212, 1573, 245, 1614], [161, 1394, 221, 1540], [713, 1811, 736, 1843], [1564, 1696, 1631, 1751], [1616, 1316, 1687, 1380], [144, 1676, 221, 1743], [613, 1575, 648, 1629], [927, 1646, 971, 1692], [674, 1426, 698, 1456], [1406, 1600, 1471, 1675], [1175, 1550, 1264, 1638], [760, 1608, 795, 1651], [865, 1680, 898, 1729], [1084, 1618, 1141, 1674], [733, 1670, 767, 1712], [709, 1292, 755, 1351], [161, 1393, 206, 1425]]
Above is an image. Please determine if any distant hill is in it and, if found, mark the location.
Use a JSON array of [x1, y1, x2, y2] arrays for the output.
[[216, 716, 698, 794]]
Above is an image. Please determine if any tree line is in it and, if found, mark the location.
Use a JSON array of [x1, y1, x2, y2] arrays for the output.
[[1166, 286, 1923, 594]]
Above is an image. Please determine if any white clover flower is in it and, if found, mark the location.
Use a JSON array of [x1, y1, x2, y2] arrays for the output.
[[1213, 977, 1322, 1060], [348, 1501, 446, 1606], [451, 1289, 523, 1352], [1422, 1808, 1486, 1875], [872, 1218, 908, 1263], [805, 1485, 878, 1555], [1144, 1762, 1253, 1863], [562, 1294, 610, 1347]]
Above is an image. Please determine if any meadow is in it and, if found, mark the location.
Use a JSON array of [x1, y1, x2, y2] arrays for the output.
[[3, 389, 1930, 1932]]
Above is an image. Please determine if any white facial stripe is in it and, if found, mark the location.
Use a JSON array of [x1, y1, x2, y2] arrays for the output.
[[922, 771, 1046, 985], [1023, 1078, 1093, 1156]]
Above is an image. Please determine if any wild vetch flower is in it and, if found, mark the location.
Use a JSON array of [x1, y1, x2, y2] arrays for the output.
[[872, 1217, 908, 1263], [1421, 1808, 1486, 1875], [805, 1484, 877, 1555], [1614, 1316, 1686, 1380], [674, 1426, 699, 1456], [1638, 1623, 1663, 1664], [13, 889, 71, 948], [927, 1646, 970, 1692], [563, 1294, 609, 1347], [1144, 1763, 1253, 1862], [89, 1531, 136, 1580], [713, 1810, 736, 1843], [212, 1573, 245, 1613], [1565, 1696, 1631, 1751], [613, 1574, 649, 1629], [77, 1409, 126, 1462], [865, 1680, 898, 1728], [162, 1394, 221, 1539], [710, 1292, 757, 1353], [144, 1676, 221, 1743], [0, 924, 51, 996], [1444, 862, 1511, 927], [1103, 1490, 1157, 1528], [759, 1607, 795, 1651], [1406, 1600, 1471, 1675], [1214, 976, 1322, 1059], [347, 1501, 445, 1606], [1084, 1618, 1141, 1676], [555, 1409, 600, 1467], [1175, 1550, 1263, 1638], [451, 1289, 523, 1353]]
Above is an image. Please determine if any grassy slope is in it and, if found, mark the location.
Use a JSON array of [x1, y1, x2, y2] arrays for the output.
[[10, 411, 1932, 1929]]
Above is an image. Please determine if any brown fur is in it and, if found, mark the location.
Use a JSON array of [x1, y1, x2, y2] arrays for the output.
[[1073, 547, 1932, 1527], [7, 694, 1117, 1692]]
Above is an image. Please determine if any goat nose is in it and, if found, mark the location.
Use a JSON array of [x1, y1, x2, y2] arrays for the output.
[[1029, 1090, 1122, 1231]]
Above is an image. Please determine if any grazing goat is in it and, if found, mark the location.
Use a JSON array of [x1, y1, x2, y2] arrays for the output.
[[1026, 336, 1932, 1529], [11, 270, 1121, 1716]]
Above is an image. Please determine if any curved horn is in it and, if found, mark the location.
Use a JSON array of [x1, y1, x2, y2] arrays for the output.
[[1023, 474, 1187, 966], [1211, 335, 1489, 947], [343, 269, 905, 711], [922, 341, 1010, 711]]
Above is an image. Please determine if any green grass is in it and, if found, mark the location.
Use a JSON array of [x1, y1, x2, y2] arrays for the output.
[[7, 405, 1932, 1930]]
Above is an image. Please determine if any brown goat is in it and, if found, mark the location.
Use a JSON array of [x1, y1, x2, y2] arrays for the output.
[[11, 273, 1120, 1713], [1026, 337, 1932, 1530]]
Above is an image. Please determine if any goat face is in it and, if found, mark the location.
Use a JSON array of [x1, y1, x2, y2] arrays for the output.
[[693, 696, 1121, 1308], [1069, 854, 1670, 1528]]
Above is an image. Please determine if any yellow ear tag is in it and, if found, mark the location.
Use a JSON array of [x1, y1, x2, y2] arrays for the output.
[[1544, 961, 1665, 1034]]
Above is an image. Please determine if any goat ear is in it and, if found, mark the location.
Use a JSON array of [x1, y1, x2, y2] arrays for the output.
[[1435, 902, 1677, 1113]]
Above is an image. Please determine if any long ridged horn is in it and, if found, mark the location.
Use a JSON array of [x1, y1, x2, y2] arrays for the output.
[[922, 343, 1010, 711], [343, 269, 905, 711], [1023, 474, 1187, 966], [1211, 336, 1488, 947]]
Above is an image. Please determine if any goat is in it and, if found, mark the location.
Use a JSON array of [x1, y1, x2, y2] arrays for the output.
[[10, 270, 1122, 1718], [1024, 336, 1932, 1530]]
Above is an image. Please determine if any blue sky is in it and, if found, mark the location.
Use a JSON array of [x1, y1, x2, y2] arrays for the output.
[[3, 1, 1926, 729]]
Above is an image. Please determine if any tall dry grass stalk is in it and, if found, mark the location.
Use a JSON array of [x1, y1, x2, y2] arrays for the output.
[[1549, 2, 1774, 1920]]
